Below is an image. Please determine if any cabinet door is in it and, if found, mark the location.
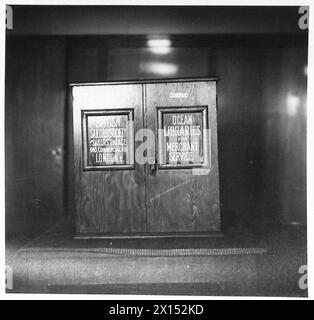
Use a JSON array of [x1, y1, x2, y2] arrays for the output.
[[145, 81, 220, 233], [72, 84, 146, 234]]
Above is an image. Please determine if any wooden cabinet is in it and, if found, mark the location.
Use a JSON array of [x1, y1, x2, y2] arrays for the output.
[[71, 78, 220, 237]]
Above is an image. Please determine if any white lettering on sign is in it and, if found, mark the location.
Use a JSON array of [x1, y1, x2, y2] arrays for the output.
[[87, 114, 129, 166], [169, 92, 189, 99], [162, 111, 204, 165]]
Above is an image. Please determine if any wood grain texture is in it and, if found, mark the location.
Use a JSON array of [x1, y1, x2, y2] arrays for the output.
[[72, 84, 146, 233], [73, 80, 220, 235], [145, 81, 220, 233], [5, 37, 66, 235]]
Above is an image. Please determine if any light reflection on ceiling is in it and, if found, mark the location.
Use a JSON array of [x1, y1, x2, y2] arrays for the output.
[[147, 39, 172, 55]]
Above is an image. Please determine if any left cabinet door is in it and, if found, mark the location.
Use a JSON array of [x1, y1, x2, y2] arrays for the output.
[[72, 84, 146, 234]]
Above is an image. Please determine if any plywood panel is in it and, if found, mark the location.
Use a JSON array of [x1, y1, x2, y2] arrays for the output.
[[145, 81, 220, 232], [72, 84, 146, 233]]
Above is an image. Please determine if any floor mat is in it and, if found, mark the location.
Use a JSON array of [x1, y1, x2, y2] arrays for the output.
[[18, 246, 267, 256]]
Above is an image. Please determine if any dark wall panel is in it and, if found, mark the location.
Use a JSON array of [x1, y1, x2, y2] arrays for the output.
[[5, 37, 66, 236], [209, 47, 307, 227], [258, 47, 307, 225], [208, 47, 265, 229]]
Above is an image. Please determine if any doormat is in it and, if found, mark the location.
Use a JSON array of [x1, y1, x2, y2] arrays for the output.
[[20, 247, 267, 257]]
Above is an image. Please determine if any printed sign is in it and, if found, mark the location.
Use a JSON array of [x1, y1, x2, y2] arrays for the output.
[[169, 92, 189, 99], [158, 107, 208, 167], [82, 110, 134, 169]]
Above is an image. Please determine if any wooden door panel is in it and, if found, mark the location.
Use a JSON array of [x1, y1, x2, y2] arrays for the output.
[[145, 81, 220, 233], [72, 84, 146, 233]]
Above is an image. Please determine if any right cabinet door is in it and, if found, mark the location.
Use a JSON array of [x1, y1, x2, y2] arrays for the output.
[[145, 81, 221, 233]]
